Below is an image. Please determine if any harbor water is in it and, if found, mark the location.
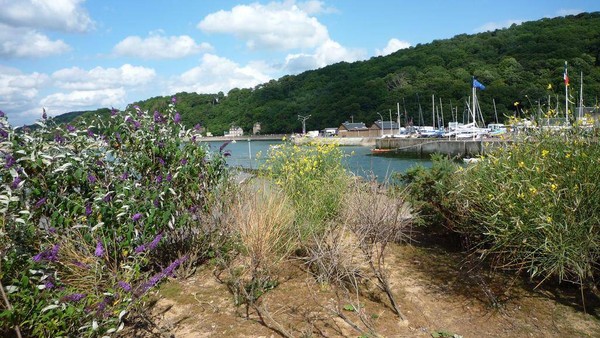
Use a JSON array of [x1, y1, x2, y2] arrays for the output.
[[203, 140, 432, 182]]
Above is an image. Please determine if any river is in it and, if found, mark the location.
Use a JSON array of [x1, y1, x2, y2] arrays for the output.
[[203, 140, 432, 182]]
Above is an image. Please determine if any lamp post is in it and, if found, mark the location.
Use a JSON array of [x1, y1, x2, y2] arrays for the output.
[[298, 114, 311, 135], [377, 112, 384, 136]]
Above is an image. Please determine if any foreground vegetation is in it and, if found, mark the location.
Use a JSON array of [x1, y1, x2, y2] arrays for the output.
[[399, 127, 600, 299], [3, 98, 600, 336]]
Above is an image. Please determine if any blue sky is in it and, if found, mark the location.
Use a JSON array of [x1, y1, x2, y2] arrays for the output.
[[1, 0, 598, 126]]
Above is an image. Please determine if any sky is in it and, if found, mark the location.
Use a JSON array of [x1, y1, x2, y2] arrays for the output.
[[1, 0, 599, 126]]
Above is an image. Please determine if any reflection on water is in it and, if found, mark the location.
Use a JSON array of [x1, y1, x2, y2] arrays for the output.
[[203, 140, 432, 182]]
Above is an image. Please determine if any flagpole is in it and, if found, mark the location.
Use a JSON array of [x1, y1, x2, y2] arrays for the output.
[[565, 61, 568, 124]]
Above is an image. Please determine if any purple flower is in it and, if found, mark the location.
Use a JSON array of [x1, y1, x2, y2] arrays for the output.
[[0, 129, 8, 139], [66, 124, 76, 132], [153, 198, 160, 208], [220, 140, 232, 152], [155, 175, 162, 184], [133, 120, 141, 129], [120, 171, 129, 180], [117, 281, 132, 292], [157, 157, 165, 166], [148, 233, 163, 251], [153, 111, 164, 123], [0, 110, 5, 117], [95, 159, 105, 167], [95, 240, 104, 257], [87, 174, 96, 184], [134, 244, 146, 254], [111, 107, 118, 116], [166, 173, 172, 182], [115, 132, 122, 143], [87, 128, 94, 137], [223, 150, 231, 157], [171, 96, 177, 104], [54, 133, 64, 143], [49, 244, 60, 261], [44, 280, 54, 289], [10, 176, 21, 190], [4, 153, 16, 168], [85, 203, 92, 216], [42, 108, 47, 120], [35, 197, 47, 208], [194, 123, 201, 131], [63, 293, 86, 303], [132, 213, 142, 222], [33, 244, 60, 262], [180, 158, 188, 165], [174, 112, 181, 124], [48, 227, 56, 234], [102, 192, 112, 203]]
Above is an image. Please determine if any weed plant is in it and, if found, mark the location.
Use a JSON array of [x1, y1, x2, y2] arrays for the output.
[[453, 128, 600, 289], [0, 101, 228, 336], [261, 140, 350, 240]]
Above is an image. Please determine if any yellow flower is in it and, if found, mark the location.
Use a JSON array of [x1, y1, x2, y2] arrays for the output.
[[518, 161, 525, 168], [565, 153, 571, 158], [551, 184, 557, 192], [541, 149, 549, 157], [546, 216, 552, 223], [529, 187, 537, 194]]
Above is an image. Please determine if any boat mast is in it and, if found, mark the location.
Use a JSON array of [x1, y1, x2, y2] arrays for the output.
[[493, 98, 498, 124], [432, 94, 435, 129], [564, 61, 569, 124], [579, 71, 584, 119], [397, 102, 401, 134]]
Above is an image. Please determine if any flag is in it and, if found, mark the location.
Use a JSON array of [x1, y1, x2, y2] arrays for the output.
[[563, 61, 569, 86], [473, 78, 486, 90]]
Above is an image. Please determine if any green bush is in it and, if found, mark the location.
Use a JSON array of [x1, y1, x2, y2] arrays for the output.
[[260, 140, 350, 239], [0, 100, 228, 336], [453, 129, 600, 286], [394, 153, 460, 231]]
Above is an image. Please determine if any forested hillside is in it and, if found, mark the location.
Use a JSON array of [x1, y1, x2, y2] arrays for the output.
[[62, 12, 600, 135]]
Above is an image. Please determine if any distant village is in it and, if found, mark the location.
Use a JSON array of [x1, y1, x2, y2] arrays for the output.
[[222, 120, 401, 138]]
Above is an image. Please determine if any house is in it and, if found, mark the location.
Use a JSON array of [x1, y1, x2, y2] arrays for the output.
[[224, 126, 243, 137], [338, 122, 370, 137], [369, 120, 400, 136], [252, 122, 261, 135]]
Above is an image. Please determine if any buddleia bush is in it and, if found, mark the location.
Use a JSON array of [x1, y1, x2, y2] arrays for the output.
[[0, 99, 228, 336]]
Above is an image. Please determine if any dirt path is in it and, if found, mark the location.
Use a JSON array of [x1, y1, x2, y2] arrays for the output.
[[125, 244, 600, 337]]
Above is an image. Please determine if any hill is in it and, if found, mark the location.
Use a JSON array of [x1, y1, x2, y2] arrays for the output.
[[56, 12, 600, 135]]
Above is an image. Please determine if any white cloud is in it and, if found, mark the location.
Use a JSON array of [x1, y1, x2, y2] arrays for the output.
[[0, 0, 94, 32], [113, 32, 213, 59], [198, 1, 330, 50], [0, 23, 71, 58], [40, 88, 126, 110], [52, 64, 156, 90], [556, 8, 583, 16], [284, 39, 365, 73], [169, 53, 275, 94], [475, 19, 523, 32], [296, 0, 337, 15], [0, 66, 50, 125], [376, 38, 411, 56]]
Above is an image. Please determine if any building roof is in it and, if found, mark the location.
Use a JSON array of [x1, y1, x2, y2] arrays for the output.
[[340, 122, 368, 130], [371, 120, 400, 130]]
